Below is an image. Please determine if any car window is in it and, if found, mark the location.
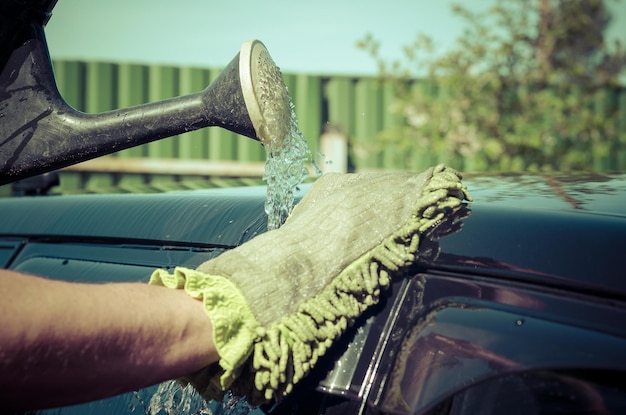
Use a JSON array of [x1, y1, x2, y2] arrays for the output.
[[7, 242, 226, 282], [436, 370, 626, 415], [0, 238, 23, 268]]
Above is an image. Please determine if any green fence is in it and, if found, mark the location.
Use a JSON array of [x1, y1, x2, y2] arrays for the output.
[[51, 60, 410, 192], [31, 60, 626, 192]]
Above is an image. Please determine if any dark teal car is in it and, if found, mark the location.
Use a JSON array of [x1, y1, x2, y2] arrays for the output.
[[2, 1, 626, 414], [2, 173, 626, 414]]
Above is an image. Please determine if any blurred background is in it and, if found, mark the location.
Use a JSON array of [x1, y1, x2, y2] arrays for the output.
[[38, 0, 626, 192]]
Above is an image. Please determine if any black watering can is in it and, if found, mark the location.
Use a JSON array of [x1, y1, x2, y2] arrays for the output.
[[0, 0, 281, 185]]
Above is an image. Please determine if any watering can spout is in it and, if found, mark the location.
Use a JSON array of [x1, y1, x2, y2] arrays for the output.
[[0, 1, 281, 185]]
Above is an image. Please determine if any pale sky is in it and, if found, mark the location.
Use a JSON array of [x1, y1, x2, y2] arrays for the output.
[[45, 0, 626, 76]]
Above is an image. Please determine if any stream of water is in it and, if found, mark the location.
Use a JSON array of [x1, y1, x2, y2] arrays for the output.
[[246, 40, 319, 230], [262, 98, 315, 230]]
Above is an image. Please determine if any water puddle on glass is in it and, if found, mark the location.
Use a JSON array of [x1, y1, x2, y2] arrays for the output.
[[135, 380, 262, 414]]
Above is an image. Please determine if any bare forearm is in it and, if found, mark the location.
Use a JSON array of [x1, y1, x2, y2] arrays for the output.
[[0, 270, 218, 410]]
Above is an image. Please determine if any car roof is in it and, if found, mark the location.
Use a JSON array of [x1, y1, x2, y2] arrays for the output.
[[428, 172, 626, 300], [1, 173, 624, 298], [464, 172, 626, 217]]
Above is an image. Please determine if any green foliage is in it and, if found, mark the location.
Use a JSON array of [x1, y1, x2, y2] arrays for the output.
[[358, 0, 626, 172]]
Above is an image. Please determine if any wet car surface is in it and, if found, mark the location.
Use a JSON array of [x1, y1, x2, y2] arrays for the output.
[[2, 174, 626, 414]]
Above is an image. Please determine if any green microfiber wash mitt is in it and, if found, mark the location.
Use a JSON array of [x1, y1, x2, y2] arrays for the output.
[[149, 164, 471, 403]]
